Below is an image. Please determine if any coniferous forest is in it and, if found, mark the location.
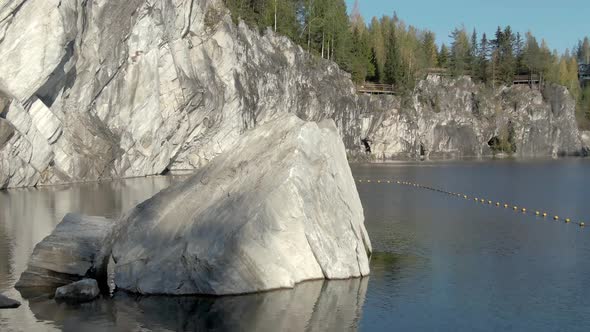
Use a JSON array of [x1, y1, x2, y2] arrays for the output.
[[223, 0, 590, 127]]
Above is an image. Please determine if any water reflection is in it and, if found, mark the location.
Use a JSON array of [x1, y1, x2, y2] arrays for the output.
[[4, 160, 590, 331], [21, 278, 368, 332], [0, 175, 371, 332], [0, 176, 182, 332]]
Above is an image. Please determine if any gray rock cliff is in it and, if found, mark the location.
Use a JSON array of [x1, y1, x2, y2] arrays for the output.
[[360, 76, 584, 159], [0, 0, 584, 189]]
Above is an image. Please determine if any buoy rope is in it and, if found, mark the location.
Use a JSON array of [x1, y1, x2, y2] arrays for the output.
[[356, 179, 586, 228]]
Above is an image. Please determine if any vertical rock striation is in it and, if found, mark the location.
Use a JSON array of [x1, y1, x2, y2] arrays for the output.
[[360, 76, 584, 159], [0, 0, 585, 189]]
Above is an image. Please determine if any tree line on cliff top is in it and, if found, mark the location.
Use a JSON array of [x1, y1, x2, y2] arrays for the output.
[[223, 0, 590, 127]]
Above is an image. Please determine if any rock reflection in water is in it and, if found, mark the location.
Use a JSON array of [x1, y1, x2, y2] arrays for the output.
[[23, 278, 368, 331]]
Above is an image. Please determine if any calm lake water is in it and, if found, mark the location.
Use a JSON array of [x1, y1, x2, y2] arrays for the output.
[[2, 159, 590, 331]]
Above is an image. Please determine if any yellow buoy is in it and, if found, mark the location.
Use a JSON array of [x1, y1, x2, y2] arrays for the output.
[[464, 195, 468, 199], [535, 211, 540, 215], [554, 216, 559, 220], [522, 208, 527, 213], [504, 204, 509, 208], [387, 180, 391, 183], [377, 180, 381, 183], [481, 199, 485, 203], [496, 202, 500, 206], [565, 218, 571, 223], [543, 213, 548, 217], [580, 222, 585, 227], [488, 200, 492, 204], [474, 198, 478, 201], [513, 206, 518, 210], [367, 180, 371, 183]]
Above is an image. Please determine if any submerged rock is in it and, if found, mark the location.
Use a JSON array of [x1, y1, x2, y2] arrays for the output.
[[0, 294, 21, 309], [107, 114, 371, 295], [16, 214, 114, 289], [55, 279, 100, 303]]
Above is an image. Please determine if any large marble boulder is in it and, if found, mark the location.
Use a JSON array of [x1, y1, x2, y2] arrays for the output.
[[16, 213, 114, 289], [107, 114, 371, 295]]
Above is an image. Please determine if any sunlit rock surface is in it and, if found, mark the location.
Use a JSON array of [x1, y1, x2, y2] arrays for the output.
[[360, 76, 584, 159], [107, 114, 371, 295], [0, 0, 584, 189], [16, 214, 114, 289]]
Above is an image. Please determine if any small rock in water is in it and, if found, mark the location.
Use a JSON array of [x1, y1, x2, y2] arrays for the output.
[[0, 294, 21, 309], [54, 279, 100, 303], [16, 213, 114, 289]]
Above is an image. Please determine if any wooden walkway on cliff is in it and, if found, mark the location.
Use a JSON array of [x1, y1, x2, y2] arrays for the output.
[[513, 74, 541, 86], [357, 71, 544, 95], [356, 83, 397, 95]]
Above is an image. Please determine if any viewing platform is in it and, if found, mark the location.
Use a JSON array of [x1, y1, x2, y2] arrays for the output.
[[356, 83, 397, 95], [513, 74, 541, 86]]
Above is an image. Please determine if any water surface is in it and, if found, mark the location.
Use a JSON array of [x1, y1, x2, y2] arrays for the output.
[[2, 159, 590, 331]]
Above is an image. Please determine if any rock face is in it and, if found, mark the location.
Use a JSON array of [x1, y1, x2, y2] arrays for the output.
[[0, 0, 585, 189], [106, 114, 371, 295], [54, 279, 100, 302], [16, 213, 114, 289], [0, 294, 21, 309], [360, 76, 584, 159]]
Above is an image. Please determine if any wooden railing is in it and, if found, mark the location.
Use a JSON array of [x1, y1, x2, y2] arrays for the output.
[[513, 74, 540, 85], [356, 83, 396, 95]]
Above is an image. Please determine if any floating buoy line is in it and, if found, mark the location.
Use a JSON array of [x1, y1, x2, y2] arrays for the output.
[[357, 179, 586, 228]]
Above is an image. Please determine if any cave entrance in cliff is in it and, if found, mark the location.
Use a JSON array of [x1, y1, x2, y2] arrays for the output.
[[361, 138, 372, 154], [161, 168, 171, 176], [488, 137, 500, 148], [420, 144, 426, 157]]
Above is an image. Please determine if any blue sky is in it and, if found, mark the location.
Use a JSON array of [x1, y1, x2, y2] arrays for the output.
[[345, 0, 589, 53]]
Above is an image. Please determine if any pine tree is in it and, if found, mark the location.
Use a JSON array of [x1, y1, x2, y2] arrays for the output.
[[422, 31, 438, 69], [368, 47, 380, 82], [567, 56, 581, 99], [514, 32, 525, 73], [438, 44, 450, 69], [384, 26, 403, 86], [350, 25, 374, 83], [368, 17, 386, 82], [478, 33, 490, 82], [449, 27, 470, 76], [470, 29, 478, 76], [492, 26, 516, 83]]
